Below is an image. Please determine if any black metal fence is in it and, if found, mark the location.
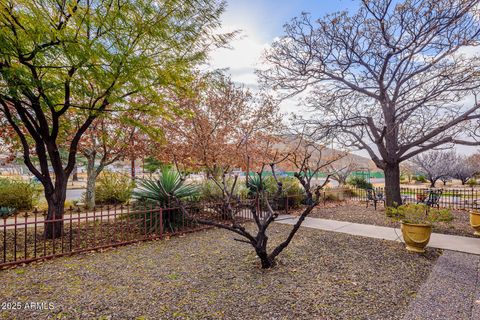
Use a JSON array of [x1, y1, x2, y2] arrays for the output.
[[4, 186, 473, 269], [325, 186, 480, 210], [0, 196, 297, 269]]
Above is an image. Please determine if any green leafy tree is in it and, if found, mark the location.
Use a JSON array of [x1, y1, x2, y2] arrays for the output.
[[0, 0, 229, 238]]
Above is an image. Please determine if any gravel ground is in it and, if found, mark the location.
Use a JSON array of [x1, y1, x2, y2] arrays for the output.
[[309, 202, 477, 238], [0, 224, 439, 320], [402, 251, 480, 320]]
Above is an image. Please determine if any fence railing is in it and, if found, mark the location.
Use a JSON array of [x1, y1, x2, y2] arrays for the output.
[[6, 186, 473, 269], [0, 197, 298, 269], [324, 186, 480, 210]]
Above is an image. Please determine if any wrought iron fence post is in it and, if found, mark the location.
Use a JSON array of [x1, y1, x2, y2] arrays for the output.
[[2, 216, 6, 263], [160, 208, 163, 239]]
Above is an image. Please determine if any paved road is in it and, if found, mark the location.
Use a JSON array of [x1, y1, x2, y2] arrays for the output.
[[66, 188, 84, 200], [1, 205, 133, 230], [37, 189, 84, 202]]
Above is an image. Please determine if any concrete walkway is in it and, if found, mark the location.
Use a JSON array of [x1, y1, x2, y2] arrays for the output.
[[402, 251, 480, 320], [275, 215, 480, 255]]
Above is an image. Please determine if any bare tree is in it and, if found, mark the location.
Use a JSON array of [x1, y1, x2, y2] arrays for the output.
[[411, 151, 456, 187], [400, 161, 416, 184], [328, 160, 358, 186], [439, 176, 450, 186], [452, 154, 478, 185], [175, 139, 334, 269], [260, 0, 480, 206]]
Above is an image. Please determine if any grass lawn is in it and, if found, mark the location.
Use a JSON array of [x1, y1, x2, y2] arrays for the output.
[[0, 224, 439, 319], [309, 202, 477, 238]]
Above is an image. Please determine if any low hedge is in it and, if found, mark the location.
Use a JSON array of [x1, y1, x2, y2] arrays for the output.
[[0, 178, 40, 211]]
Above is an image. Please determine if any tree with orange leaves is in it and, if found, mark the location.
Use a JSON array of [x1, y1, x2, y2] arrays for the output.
[[158, 74, 283, 177]]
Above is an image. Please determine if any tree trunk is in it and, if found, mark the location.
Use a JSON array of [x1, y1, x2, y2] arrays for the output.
[[256, 248, 275, 269], [85, 154, 96, 210], [429, 180, 436, 188], [131, 158, 136, 179], [72, 165, 78, 182], [44, 184, 67, 239], [384, 163, 402, 207], [255, 232, 276, 269]]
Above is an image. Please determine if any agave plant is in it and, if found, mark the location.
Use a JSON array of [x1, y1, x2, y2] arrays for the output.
[[132, 167, 198, 232], [133, 167, 198, 206], [246, 175, 267, 196]]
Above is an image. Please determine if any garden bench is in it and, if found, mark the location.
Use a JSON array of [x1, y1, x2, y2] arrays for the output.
[[465, 199, 480, 210], [417, 189, 442, 208], [366, 188, 385, 210]]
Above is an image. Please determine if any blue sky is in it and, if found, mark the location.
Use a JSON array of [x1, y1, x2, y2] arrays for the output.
[[210, 1, 359, 87], [223, 0, 357, 41]]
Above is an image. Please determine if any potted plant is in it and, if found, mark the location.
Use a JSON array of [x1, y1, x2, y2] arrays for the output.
[[470, 210, 480, 236], [387, 204, 453, 253]]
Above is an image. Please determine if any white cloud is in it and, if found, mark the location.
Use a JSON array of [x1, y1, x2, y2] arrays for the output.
[[457, 45, 480, 58], [208, 23, 271, 87]]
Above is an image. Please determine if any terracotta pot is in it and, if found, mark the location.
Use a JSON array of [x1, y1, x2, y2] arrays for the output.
[[401, 222, 432, 253], [470, 211, 480, 236]]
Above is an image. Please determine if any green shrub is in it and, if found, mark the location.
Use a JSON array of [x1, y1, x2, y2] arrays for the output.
[[198, 179, 221, 200], [134, 167, 199, 205], [245, 175, 305, 208], [273, 177, 305, 209], [199, 178, 249, 201], [386, 203, 453, 224], [347, 176, 373, 190], [94, 172, 134, 205], [322, 192, 339, 202], [198, 178, 251, 219], [277, 177, 303, 195], [0, 207, 17, 218], [467, 179, 477, 187], [246, 175, 276, 196], [0, 178, 40, 211], [413, 175, 427, 183]]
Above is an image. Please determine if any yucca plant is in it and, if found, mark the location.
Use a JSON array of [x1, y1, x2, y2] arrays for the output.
[[246, 175, 268, 197], [133, 167, 199, 232]]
